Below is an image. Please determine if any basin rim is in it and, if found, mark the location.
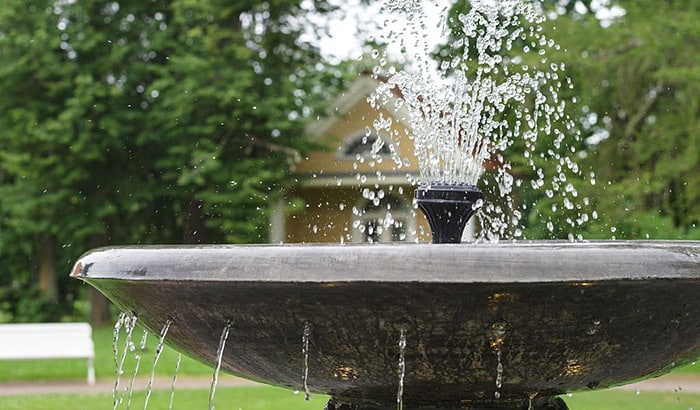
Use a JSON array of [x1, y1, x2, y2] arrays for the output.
[[71, 240, 700, 283]]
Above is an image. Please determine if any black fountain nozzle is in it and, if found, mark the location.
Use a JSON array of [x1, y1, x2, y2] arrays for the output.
[[415, 183, 483, 244]]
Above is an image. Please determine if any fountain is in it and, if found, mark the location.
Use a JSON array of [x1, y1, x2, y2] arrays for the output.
[[72, 242, 700, 410], [70, 1, 700, 409]]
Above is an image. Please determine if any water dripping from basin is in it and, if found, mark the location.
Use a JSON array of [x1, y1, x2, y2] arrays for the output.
[[397, 329, 407, 410], [126, 329, 148, 408], [168, 353, 182, 410], [208, 322, 231, 410], [144, 319, 173, 409], [113, 312, 138, 410], [302, 322, 312, 401]]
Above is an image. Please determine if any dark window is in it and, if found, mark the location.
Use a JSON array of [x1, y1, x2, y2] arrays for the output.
[[341, 132, 391, 157]]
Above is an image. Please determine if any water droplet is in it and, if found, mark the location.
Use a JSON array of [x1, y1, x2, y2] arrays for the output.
[[587, 319, 601, 335]]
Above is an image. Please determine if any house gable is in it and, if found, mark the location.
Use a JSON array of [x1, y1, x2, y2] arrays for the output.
[[298, 75, 419, 187]]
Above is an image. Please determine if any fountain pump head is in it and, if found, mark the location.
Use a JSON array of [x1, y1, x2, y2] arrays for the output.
[[415, 183, 483, 244]]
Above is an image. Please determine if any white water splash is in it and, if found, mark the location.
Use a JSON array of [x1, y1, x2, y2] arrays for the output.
[[209, 322, 231, 410]]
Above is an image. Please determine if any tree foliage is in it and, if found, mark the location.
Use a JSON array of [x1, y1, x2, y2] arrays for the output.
[[0, 0, 344, 323], [546, 1, 700, 239]]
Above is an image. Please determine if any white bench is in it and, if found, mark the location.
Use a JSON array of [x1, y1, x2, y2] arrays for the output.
[[0, 322, 95, 384]]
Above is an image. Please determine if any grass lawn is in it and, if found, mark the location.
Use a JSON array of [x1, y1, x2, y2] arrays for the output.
[[566, 389, 700, 409], [670, 359, 700, 374]]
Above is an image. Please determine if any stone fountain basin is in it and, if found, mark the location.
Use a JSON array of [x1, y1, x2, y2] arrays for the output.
[[71, 241, 700, 409]]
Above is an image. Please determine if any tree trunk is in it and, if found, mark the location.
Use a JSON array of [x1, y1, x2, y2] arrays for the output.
[[36, 234, 58, 303], [89, 229, 112, 328]]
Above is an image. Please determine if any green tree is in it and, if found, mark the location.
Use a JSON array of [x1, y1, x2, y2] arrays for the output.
[[0, 0, 175, 323], [144, 0, 335, 244], [545, 1, 700, 239], [0, 0, 345, 324]]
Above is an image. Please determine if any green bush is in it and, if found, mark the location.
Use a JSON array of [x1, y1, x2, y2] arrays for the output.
[[0, 285, 71, 323]]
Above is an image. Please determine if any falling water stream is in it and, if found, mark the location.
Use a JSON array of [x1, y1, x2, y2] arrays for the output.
[[113, 312, 138, 410], [143, 319, 173, 409], [109, 316, 180, 410], [126, 329, 148, 409], [168, 353, 182, 410], [489, 321, 507, 400], [527, 391, 539, 410], [495, 349, 503, 399], [397, 329, 407, 410], [112, 312, 126, 402], [302, 322, 312, 401], [209, 323, 231, 410]]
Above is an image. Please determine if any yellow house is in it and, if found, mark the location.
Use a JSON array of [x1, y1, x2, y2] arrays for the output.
[[268, 74, 441, 244]]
